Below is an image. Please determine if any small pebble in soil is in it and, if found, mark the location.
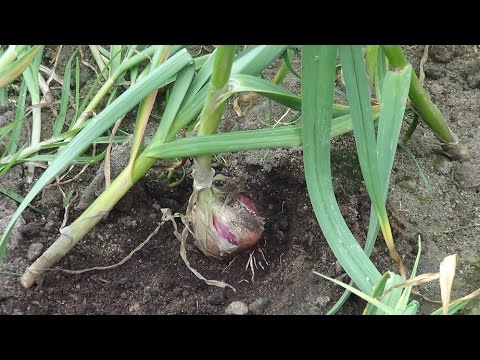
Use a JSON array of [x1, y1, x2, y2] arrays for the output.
[[437, 159, 454, 176], [207, 288, 225, 305], [424, 65, 446, 80], [225, 301, 249, 315], [0, 287, 12, 301], [278, 218, 289, 231], [248, 298, 270, 315], [21, 223, 42, 240], [44, 220, 57, 232], [430, 46, 454, 64], [397, 180, 417, 193], [152, 203, 161, 211], [428, 83, 444, 98], [27, 242, 44, 261], [314, 295, 330, 307], [275, 230, 286, 244], [307, 305, 322, 315]]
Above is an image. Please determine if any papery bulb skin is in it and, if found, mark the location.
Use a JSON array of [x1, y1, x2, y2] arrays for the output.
[[190, 189, 264, 259]]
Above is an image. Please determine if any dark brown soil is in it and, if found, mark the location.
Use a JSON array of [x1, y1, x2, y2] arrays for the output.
[[1, 45, 480, 315]]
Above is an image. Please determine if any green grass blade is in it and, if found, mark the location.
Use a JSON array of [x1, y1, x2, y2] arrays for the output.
[[167, 46, 290, 138], [302, 45, 380, 294], [314, 271, 399, 315], [0, 46, 44, 89], [231, 45, 288, 76], [339, 46, 382, 209], [0, 45, 27, 68], [0, 49, 192, 263], [27, 152, 106, 164], [365, 45, 379, 89], [150, 125, 302, 159], [152, 64, 195, 145], [0, 186, 42, 213], [363, 272, 391, 315], [183, 48, 217, 102], [109, 45, 122, 78], [230, 74, 301, 110], [146, 112, 371, 159], [53, 51, 75, 136], [6, 80, 27, 155], [73, 56, 80, 123], [431, 288, 480, 315], [377, 64, 412, 200], [283, 48, 301, 79], [340, 45, 405, 276], [396, 236, 422, 311], [375, 46, 388, 101], [89, 46, 108, 81], [403, 301, 420, 314], [329, 59, 413, 313], [229, 73, 362, 117], [0, 146, 23, 176], [375, 273, 405, 315]]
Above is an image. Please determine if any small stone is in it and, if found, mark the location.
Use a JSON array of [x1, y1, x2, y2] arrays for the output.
[[130, 220, 137, 229], [453, 162, 477, 184], [0, 287, 12, 301], [152, 203, 161, 211], [149, 213, 156, 220], [437, 159, 454, 176], [467, 71, 480, 89], [424, 65, 445, 80], [249, 298, 270, 314], [397, 180, 417, 193], [21, 223, 42, 240], [278, 218, 289, 231], [121, 216, 132, 229], [207, 288, 225, 305], [430, 46, 454, 64], [276, 230, 286, 244], [129, 302, 141, 313], [44, 220, 56, 232], [307, 305, 322, 315], [27, 242, 44, 261], [428, 83, 444, 98], [225, 301, 249, 315], [314, 295, 330, 307]]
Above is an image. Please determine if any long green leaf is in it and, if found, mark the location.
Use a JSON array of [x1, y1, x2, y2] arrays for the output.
[[53, 51, 75, 136], [146, 112, 374, 159], [340, 45, 404, 276], [302, 45, 380, 294], [231, 45, 288, 76], [0, 186, 41, 213], [183, 48, 217, 102], [153, 64, 195, 144], [6, 80, 28, 154], [329, 58, 413, 314], [339, 46, 382, 210], [0, 49, 192, 263], [229, 74, 354, 117]]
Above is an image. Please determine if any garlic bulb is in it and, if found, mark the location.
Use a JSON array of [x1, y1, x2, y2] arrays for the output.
[[189, 187, 264, 258]]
